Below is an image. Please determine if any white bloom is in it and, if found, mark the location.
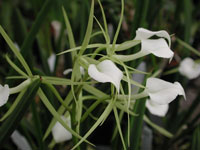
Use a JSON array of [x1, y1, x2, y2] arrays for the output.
[[114, 28, 174, 62], [88, 60, 123, 92], [146, 99, 169, 117], [52, 116, 72, 143], [179, 57, 200, 79], [145, 78, 185, 105], [0, 84, 9, 107], [135, 28, 174, 60], [48, 53, 56, 73]]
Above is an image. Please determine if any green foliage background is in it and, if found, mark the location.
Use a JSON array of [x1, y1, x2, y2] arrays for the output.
[[0, 0, 200, 150]]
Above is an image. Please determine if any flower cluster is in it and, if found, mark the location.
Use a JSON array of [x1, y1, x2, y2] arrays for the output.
[[86, 28, 185, 118], [0, 26, 187, 146]]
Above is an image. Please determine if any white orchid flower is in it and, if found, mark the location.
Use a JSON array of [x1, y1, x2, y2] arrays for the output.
[[179, 57, 200, 79], [135, 28, 173, 60], [146, 99, 169, 117], [145, 77, 186, 105], [48, 53, 56, 73], [0, 84, 10, 107], [88, 60, 123, 92], [114, 28, 174, 62], [52, 116, 72, 143]]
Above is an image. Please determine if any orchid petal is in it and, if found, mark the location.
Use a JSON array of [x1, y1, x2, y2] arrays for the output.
[[141, 39, 174, 59], [52, 116, 72, 143], [0, 84, 9, 107], [48, 53, 56, 73], [146, 78, 185, 105], [135, 28, 171, 46], [146, 99, 169, 117], [88, 60, 123, 92], [179, 57, 200, 79]]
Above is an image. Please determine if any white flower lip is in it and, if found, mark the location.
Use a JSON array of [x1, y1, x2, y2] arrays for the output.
[[135, 28, 174, 60], [179, 57, 200, 79], [88, 60, 123, 92], [146, 78, 186, 105], [52, 116, 72, 143], [146, 99, 169, 117], [0, 84, 10, 107]]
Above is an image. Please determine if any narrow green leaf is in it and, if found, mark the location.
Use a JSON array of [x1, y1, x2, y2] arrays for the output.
[[0, 26, 32, 76], [163, 67, 179, 76], [12, 8, 28, 45], [191, 125, 200, 150], [143, 115, 173, 138], [115, 102, 137, 117], [83, 84, 108, 98], [115, 40, 140, 51], [113, 107, 126, 150], [20, 0, 53, 59], [58, 43, 106, 55], [78, 0, 94, 55], [129, 98, 146, 150], [112, 0, 124, 51], [42, 76, 93, 85], [183, 0, 192, 44], [62, 6, 76, 60], [31, 100, 46, 150], [5, 55, 28, 78], [94, 16, 108, 43], [6, 76, 27, 80], [176, 38, 200, 57], [45, 83, 71, 111], [81, 97, 109, 123], [97, 0, 110, 43], [130, 0, 149, 39], [122, 76, 145, 89]]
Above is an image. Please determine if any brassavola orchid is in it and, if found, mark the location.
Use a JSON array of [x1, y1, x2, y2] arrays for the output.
[[114, 28, 174, 62], [145, 77, 186, 105], [88, 59, 123, 92]]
